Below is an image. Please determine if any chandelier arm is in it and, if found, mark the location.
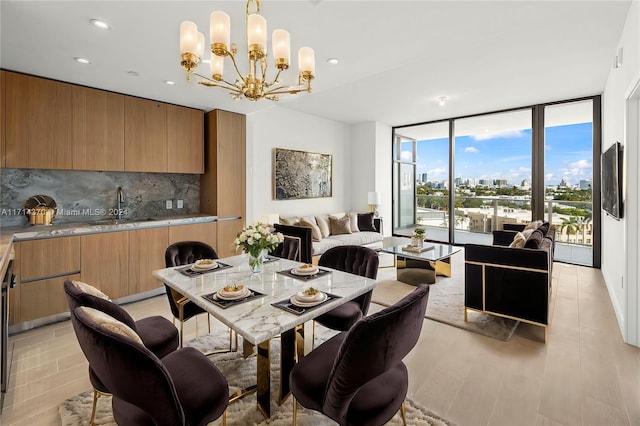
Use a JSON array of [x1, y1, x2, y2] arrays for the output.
[[265, 86, 309, 96], [225, 51, 247, 85], [194, 72, 244, 95]]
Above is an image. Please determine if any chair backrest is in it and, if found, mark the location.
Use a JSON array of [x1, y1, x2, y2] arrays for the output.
[[270, 236, 301, 261], [70, 306, 186, 426], [318, 245, 379, 314], [164, 241, 218, 318], [322, 284, 430, 423], [165, 241, 218, 268], [63, 279, 137, 330]]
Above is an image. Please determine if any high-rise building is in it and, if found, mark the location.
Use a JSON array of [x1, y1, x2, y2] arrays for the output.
[[579, 179, 592, 190]]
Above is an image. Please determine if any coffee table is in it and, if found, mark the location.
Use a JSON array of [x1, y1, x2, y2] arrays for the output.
[[381, 242, 461, 285]]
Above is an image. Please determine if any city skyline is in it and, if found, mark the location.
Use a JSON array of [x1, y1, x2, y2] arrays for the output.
[[412, 122, 593, 187]]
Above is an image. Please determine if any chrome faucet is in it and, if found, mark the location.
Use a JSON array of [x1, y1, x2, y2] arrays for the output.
[[116, 187, 125, 220]]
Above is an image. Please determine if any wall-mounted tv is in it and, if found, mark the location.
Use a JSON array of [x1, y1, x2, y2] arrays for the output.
[[601, 141, 623, 219]]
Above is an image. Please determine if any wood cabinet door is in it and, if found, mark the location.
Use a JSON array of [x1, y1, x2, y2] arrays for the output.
[[19, 273, 80, 323], [215, 110, 246, 218], [19, 236, 81, 281], [81, 232, 129, 299], [124, 97, 167, 172], [129, 227, 168, 294], [217, 219, 245, 258], [5, 72, 73, 169], [168, 222, 217, 253], [167, 105, 204, 174], [72, 86, 125, 170], [1, 71, 5, 168]]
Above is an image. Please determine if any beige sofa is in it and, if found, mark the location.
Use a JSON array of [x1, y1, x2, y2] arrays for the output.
[[274, 212, 383, 263]]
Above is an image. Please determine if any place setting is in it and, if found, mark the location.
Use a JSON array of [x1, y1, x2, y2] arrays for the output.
[[202, 283, 266, 309], [177, 258, 233, 277], [272, 286, 341, 315], [276, 263, 331, 281]]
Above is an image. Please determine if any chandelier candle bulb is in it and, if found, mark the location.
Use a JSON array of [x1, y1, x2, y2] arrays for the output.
[[272, 29, 290, 69], [298, 47, 315, 77], [247, 13, 267, 58], [210, 54, 224, 80], [210, 11, 230, 53], [180, 21, 199, 55]]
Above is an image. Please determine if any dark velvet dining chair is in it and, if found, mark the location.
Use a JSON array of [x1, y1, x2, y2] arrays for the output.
[[269, 235, 301, 261], [64, 279, 179, 426], [164, 241, 217, 347], [289, 284, 430, 426], [70, 306, 229, 426], [315, 245, 379, 331]]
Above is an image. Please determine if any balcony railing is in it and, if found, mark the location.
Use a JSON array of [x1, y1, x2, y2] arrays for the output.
[[405, 195, 594, 265]]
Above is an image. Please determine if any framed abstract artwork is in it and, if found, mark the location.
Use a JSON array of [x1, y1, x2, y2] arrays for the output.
[[273, 148, 332, 200]]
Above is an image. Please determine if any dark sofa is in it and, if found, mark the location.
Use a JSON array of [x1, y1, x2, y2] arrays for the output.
[[464, 222, 555, 338]]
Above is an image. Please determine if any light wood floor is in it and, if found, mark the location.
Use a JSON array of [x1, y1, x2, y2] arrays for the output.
[[2, 262, 639, 426]]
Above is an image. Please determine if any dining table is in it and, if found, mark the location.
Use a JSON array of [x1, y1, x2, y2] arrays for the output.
[[152, 253, 378, 419]]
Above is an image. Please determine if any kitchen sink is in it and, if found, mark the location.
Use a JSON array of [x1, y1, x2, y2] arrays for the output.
[[89, 217, 157, 226]]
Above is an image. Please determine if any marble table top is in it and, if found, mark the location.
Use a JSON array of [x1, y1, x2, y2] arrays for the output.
[[153, 255, 378, 346]]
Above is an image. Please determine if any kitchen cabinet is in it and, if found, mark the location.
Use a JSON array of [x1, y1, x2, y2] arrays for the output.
[[19, 274, 80, 323], [12, 237, 81, 324], [81, 232, 129, 299], [72, 86, 125, 171], [124, 97, 167, 172], [168, 222, 217, 252], [216, 219, 245, 258], [19, 237, 81, 282], [1, 71, 5, 168], [201, 110, 246, 218], [167, 104, 204, 174], [129, 227, 168, 294], [4, 71, 73, 169]]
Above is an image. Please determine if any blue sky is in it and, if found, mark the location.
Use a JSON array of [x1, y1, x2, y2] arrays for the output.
[[412, 123, 593, 186]]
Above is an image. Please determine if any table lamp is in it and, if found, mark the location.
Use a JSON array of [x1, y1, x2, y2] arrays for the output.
[[367, 191, 380, 217]]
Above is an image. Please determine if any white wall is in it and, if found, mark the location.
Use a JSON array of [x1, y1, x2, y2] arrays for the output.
[[349, 122, 393, 235], [602, 0, 640, 345], [246, 106, 351, 224]]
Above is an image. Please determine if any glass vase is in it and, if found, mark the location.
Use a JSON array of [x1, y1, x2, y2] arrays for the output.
[[248, 251, 265, 273], [411, 236, 424, 248]]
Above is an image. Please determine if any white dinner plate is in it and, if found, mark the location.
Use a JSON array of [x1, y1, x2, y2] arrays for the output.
[[192, 260, 219, 271], [291, 267, 319, 276], [216, 288, 251, 300], [295, 291, 324, 303], [290, 292, 327, 307]]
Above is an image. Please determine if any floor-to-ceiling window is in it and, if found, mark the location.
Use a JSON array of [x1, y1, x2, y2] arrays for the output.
[[392, 96, 601, 266]]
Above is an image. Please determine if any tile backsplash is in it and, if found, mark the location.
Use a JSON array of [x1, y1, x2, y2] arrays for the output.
[[0, 168, 200, 227]]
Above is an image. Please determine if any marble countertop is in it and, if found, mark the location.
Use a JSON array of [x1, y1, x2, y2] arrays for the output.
[[0, 214, 218, 277]]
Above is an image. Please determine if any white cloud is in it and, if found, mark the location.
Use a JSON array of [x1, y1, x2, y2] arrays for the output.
[[400, 151, 413, 162], [570, 159, 591, 169], [546, 173, 554, 179], [427, 167, 447, 178], [464, 146, 479, 153], [472, 129, 526, 141]]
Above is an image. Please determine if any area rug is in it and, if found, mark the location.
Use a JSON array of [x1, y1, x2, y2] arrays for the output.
[[59, 331, 453, 426], [372, 249, 519, 342]]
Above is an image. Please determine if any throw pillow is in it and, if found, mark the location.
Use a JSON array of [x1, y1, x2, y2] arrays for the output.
[[72, 280, 110, 300], [299, 219, 323, 241], [509, 232, 526, 248], [280, 217, 300, 226], [524, 229, 544, 249], [537, 222, 550, 235], [329, 215, 352, 235], [347, 212, 360, 232], [357, 212, 377, 232], [315, 215, 331, 238], [524, 220, 543, 231], [79, 306, 143, 344]]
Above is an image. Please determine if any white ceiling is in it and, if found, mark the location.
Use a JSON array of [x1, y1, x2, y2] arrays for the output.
[[0, 1, 631, 127]]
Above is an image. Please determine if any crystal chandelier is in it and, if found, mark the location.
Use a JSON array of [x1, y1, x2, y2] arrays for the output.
[[179, 0, 315, 101]]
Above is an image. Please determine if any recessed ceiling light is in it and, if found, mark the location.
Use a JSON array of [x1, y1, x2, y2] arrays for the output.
[[327, 58, 339, 65], [165, 80, 175, 85], [127, 71, 140, 77], [438, 96, 447, 106], [201, 59, 211, 64], [74, 57, 92, 64], [90, 19, 111, 30]]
